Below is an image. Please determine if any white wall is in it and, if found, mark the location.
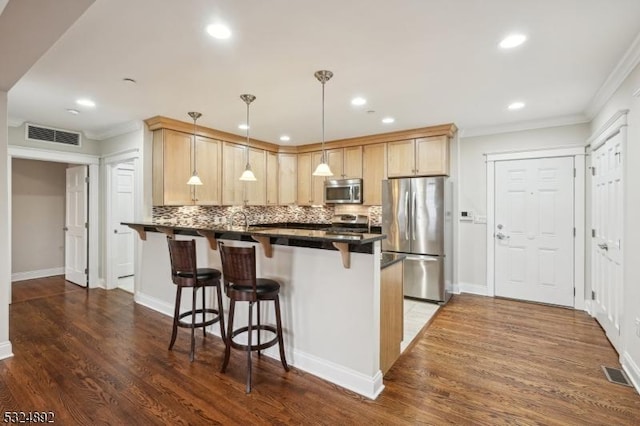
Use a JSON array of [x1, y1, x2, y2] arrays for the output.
[[9, 124, 101, 155], [0, 90, 12, 359], [590, 62, 640, 387], [457, 123, 590, 291], [11, 159, 66, 275]]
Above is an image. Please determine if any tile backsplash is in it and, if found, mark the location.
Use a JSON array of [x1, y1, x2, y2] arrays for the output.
[[152, 204, 382, 227]]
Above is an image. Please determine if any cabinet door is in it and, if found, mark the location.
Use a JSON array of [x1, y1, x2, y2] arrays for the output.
[[415, 136, 449, 176], [162, 129, 193, 205], [222, 142, 246, 205], [327, 149, 344, 178], [266, 151, 278, 206], [278, 153, 297, 205], [311, 151, 325, 205], [194, 136, 221, 205], [297, 152, 312, 205], [343, 146, 363, 179], [362, 143, 386, 205], [245, 148, 266, 205], [387, 140, 415, 177]]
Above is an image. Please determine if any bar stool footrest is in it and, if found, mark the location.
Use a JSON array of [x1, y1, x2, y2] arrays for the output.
[[177, 308, 222, 329], [229, 324, 279, 352]]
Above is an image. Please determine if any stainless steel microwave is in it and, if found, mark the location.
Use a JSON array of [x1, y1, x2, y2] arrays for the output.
[[324, 179, 363, 204]]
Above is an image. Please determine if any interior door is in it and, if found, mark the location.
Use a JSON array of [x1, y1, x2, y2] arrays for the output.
[[114, 163, 135, 278], [65, 165, 88, 287], [592, 132, 623, 351], [494, 157, 574, 306]]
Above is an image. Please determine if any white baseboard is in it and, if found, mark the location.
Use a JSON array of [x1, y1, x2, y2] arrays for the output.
[[621, 351, 640, 394], [134, 291, 384, 399], [11, 267, 64, 282], [454, 282, 489, 296], [134, 292, 174, 317], [584, 299, 594, 316], [0, 341, 13, 360]]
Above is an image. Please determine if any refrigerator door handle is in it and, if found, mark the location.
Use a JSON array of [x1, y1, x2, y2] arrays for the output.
[[405, 191, 410, 240], [412, 191, 417, 240]]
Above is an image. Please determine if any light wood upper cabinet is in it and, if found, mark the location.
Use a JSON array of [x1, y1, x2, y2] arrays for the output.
[[415, 136, 449, 176], [222, 142, 246, 205], [362, 143, 386, 205], [193, 136, 222, 205], [387, 136, 449, 177], [153, 129, 222, 206], [326, 147, 363, 179], [278, 153, 297, 205], [245, 148, 266, 205], [297, 151, 324, 205], [266, 151, 278, 206]]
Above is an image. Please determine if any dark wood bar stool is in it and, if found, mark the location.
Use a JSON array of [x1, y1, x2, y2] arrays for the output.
[[218, 242, 289, 393], [167, 237, 226, 362]]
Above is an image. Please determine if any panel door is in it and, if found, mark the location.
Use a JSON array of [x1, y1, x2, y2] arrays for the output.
[[65, 165, 88, 287], [163, 130, 192, 205], [494, 157, 574, 306], [327, 149, 344, 178], [222, 142, 246, 205], [245, 148, 266, 205], [415, 136, 449, 176], [266, 151, 278, 206], [297, 152, 312, 205], [114, 164, 134, 278], [363, 143, 386, 205], [194, 136, 221, 205], [278, 153, 297, 205], [387, 140, 415, 177], [311, 151, 325, 205], [592, 133, 623, 351], [343, 146, 363, 179]]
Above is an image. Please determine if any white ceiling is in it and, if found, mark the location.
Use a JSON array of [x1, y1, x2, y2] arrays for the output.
[[6, 0, 640, 144]]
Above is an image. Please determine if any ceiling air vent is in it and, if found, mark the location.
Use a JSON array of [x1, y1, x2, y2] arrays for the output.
[[26, 123, 81, 146]]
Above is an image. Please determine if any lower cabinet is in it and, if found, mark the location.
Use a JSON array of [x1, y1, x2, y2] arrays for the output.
[[380, 260, 404, 375]]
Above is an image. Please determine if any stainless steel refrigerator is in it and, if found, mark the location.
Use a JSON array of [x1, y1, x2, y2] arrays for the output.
[[382, 177, 452, 303]]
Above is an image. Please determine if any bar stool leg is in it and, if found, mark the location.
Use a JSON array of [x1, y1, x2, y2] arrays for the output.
[[202, 285, 207, 338], [247, 301, 254, 393], [257, 300, 261, 358], [169, 285, 182, 350], [274, 295, 289, 371], [216, 281, 226, 343], [190, 287, 198, 362], [221, 299, 235, 373]]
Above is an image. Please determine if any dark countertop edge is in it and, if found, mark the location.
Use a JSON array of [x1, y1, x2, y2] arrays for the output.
[[380, 253, 406, 269], [122, 222, 386, 245]]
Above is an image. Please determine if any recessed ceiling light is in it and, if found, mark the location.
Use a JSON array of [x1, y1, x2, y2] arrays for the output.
[[508, 101, 525, 110], [238, 124, 249, 130], [66, 109, 79, 115], [76, 99, 95, 107], [499, 34, 527, 49], [280, 135, 291, 142], [382, 117, 395, 124], [206, 23, 231, 39], [351, 97, 366, 106]]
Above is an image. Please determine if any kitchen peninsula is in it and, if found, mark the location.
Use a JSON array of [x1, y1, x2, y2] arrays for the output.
[[124, 221, 389, 398]]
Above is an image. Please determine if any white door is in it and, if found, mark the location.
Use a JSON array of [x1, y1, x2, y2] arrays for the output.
[[591, 132, 623, 351], [113, 163, 135, 278], [65, 165, 88, 286], [494, 157, 574, 306]]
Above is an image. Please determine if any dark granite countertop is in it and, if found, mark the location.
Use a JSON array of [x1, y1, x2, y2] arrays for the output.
[[380, 252, 406, 269], [122, 222, 386, 252]]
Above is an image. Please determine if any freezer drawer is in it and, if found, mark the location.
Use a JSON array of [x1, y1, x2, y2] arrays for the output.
[[403, 254, 444, 302]]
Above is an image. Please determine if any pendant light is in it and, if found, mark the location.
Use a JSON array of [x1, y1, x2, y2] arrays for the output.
[[312, 70, 334, 177], [239, 94, 257, 181], [186, 111, 203, 185]]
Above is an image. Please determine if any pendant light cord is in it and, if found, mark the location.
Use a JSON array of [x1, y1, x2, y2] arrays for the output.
[[246, 100, 250, 165]]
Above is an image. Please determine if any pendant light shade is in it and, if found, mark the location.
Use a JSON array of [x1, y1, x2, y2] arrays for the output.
[[187, 111, 203, 185], [312, 70, 334, 177], [239, 94, 257, 181]]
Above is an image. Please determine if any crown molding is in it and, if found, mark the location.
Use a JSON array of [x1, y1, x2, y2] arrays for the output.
[[585, 30, 640, 119], [460, 114, 589, 139], [84, 120, 142, 141]]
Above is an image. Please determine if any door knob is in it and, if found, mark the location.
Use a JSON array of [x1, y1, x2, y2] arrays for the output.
[[114, 229, 118, 234], [495, 232, 509, 240], [598, 242, 608, 251]]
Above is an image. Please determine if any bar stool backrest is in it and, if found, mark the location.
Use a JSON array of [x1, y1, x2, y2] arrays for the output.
[[167, 237, 198, 287], [218, 242, 258, 299]]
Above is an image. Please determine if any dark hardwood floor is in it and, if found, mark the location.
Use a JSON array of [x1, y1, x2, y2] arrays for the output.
[[2, 276, 638, 425]]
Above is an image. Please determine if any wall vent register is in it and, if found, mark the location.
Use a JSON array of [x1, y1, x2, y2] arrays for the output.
[[26, 123, 81, 146]]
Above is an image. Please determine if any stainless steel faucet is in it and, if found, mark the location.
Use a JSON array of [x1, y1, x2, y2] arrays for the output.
[[229, 210, 249, 230]]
